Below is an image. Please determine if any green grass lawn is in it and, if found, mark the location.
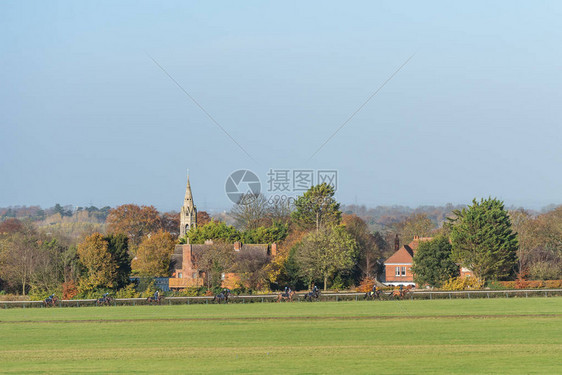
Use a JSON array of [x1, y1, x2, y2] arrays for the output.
[[1, 298, 561, 374]]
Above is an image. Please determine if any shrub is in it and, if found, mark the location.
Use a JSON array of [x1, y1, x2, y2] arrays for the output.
[[357, 277, 376, 293], [441, 276, 484, 291], [62, 281, 79, 300], [499, 279, 562, 289], [115, 284, 140, 298]]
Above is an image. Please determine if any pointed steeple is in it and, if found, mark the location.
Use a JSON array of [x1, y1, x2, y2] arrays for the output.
[[184, 174, 193, 203], [180, 173, 197, 238]]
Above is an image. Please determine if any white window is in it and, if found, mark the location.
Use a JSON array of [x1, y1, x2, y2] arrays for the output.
[[395, 267, 400, 277], [221, 273, 226, 280], [178, 272, 183, 279], [401, 267, 406, 276]]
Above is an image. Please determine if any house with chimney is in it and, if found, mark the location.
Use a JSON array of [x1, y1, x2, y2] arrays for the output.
[[383, 235, 474, 287], [383, 236, 432, 287]]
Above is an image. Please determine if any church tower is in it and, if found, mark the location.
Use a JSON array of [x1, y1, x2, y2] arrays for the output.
[[180, 174, 197, 237]]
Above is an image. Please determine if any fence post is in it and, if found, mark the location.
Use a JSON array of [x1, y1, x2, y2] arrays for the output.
[[544, 291, 548, 297], [430, 292, 432, 300], [487, 292, 490, 299], [525, 291, 528, 298], [355, 295, 358, 301], [467, 292, 470, 299], [449, 293, 451, 299], [336, 295, 339, 302]]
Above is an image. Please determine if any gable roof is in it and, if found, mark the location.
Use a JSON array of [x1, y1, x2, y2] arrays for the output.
[[384, 237, 432, 264]]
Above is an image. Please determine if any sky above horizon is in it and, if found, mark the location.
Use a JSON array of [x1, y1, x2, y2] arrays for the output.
[[1, 1, 561, 212]]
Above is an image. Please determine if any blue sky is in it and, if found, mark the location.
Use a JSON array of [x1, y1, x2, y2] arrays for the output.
[[1, 1, 561, 212]]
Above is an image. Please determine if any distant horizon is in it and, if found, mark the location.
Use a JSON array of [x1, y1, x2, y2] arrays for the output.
[[2, 199, 560, 215]]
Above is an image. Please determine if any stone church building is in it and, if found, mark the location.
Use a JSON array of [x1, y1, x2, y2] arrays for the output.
[[168, 175, 276, 290]]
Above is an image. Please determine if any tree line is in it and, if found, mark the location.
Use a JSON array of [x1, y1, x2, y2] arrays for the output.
[[0, 188, 561, 298]]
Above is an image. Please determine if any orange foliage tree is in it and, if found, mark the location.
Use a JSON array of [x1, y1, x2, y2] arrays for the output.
[[197, 211, 212, 226], [132, 230, 176, 277], [106, 204, 161, 248], [77, 233, 117, 292]]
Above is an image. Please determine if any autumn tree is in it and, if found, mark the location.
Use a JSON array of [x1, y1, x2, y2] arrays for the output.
[[411, 236, 459, 287], [232, 248, 270, 290], [230, 193, 272, 230], [394, 213, 435, 245], [0, 218, 24, 234], [197, 211, 212, 226], [132, 230, 176, 277], [30, 237, 67, 294], [77, 233, 117, 292], [342, 214, 383, 278], [510, 207, 562, 280], [294, 226, 357, 290], [449, 198, 518, 280], [193, 242, 235, 289], [268, 197, 293, 225], [106, 204, 161, 248], [160, 212, 180, 237], [0, 225, 41, 294], [291, 183, 342, 231]]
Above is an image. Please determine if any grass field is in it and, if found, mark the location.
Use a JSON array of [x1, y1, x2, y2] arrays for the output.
[[1, 298, 561, 374]]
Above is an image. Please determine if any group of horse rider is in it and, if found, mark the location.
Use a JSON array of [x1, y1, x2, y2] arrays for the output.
[[45, 283, 406, 304]]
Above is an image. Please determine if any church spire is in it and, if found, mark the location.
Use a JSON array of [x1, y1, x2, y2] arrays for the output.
[[184, 174, 193, 203], [180, 173, 197, 238]]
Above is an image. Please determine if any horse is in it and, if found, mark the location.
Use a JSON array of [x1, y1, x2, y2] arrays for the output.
[[303, 290, 321, 302], [146, 295, 163, 305], [43, 296, 58, 308], [97, 296, 113, 306], [389, 286, 411, 300], [364, 290, 381, 301], [213, 291, 231, 304], [277, 290, 295, 302]]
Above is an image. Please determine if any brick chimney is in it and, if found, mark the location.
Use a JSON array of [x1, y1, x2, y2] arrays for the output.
[[394, 234, 400, 252], [234, 241, 242, 251], [270, 243, 277, 257]]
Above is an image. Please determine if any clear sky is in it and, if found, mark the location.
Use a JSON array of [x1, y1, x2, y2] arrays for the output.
[[1, 1, 561, 212]]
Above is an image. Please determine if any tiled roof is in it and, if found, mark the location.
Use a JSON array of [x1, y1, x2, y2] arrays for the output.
[[384, 237, 432, 264]]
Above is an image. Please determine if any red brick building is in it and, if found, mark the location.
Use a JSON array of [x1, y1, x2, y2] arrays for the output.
[[383, 236, 432, 287], [168, 240, 277, 290], [383, 236, 475, 287]]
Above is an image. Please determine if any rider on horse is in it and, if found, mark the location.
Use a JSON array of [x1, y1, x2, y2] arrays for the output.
[[154, 290, 159, 300], [46, 294, 55, 302]]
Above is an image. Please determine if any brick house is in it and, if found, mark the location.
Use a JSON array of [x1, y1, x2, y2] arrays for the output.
[[383, 236, 432, 287], [168, 240, 277, 290], [383, 236, 475, 287]]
